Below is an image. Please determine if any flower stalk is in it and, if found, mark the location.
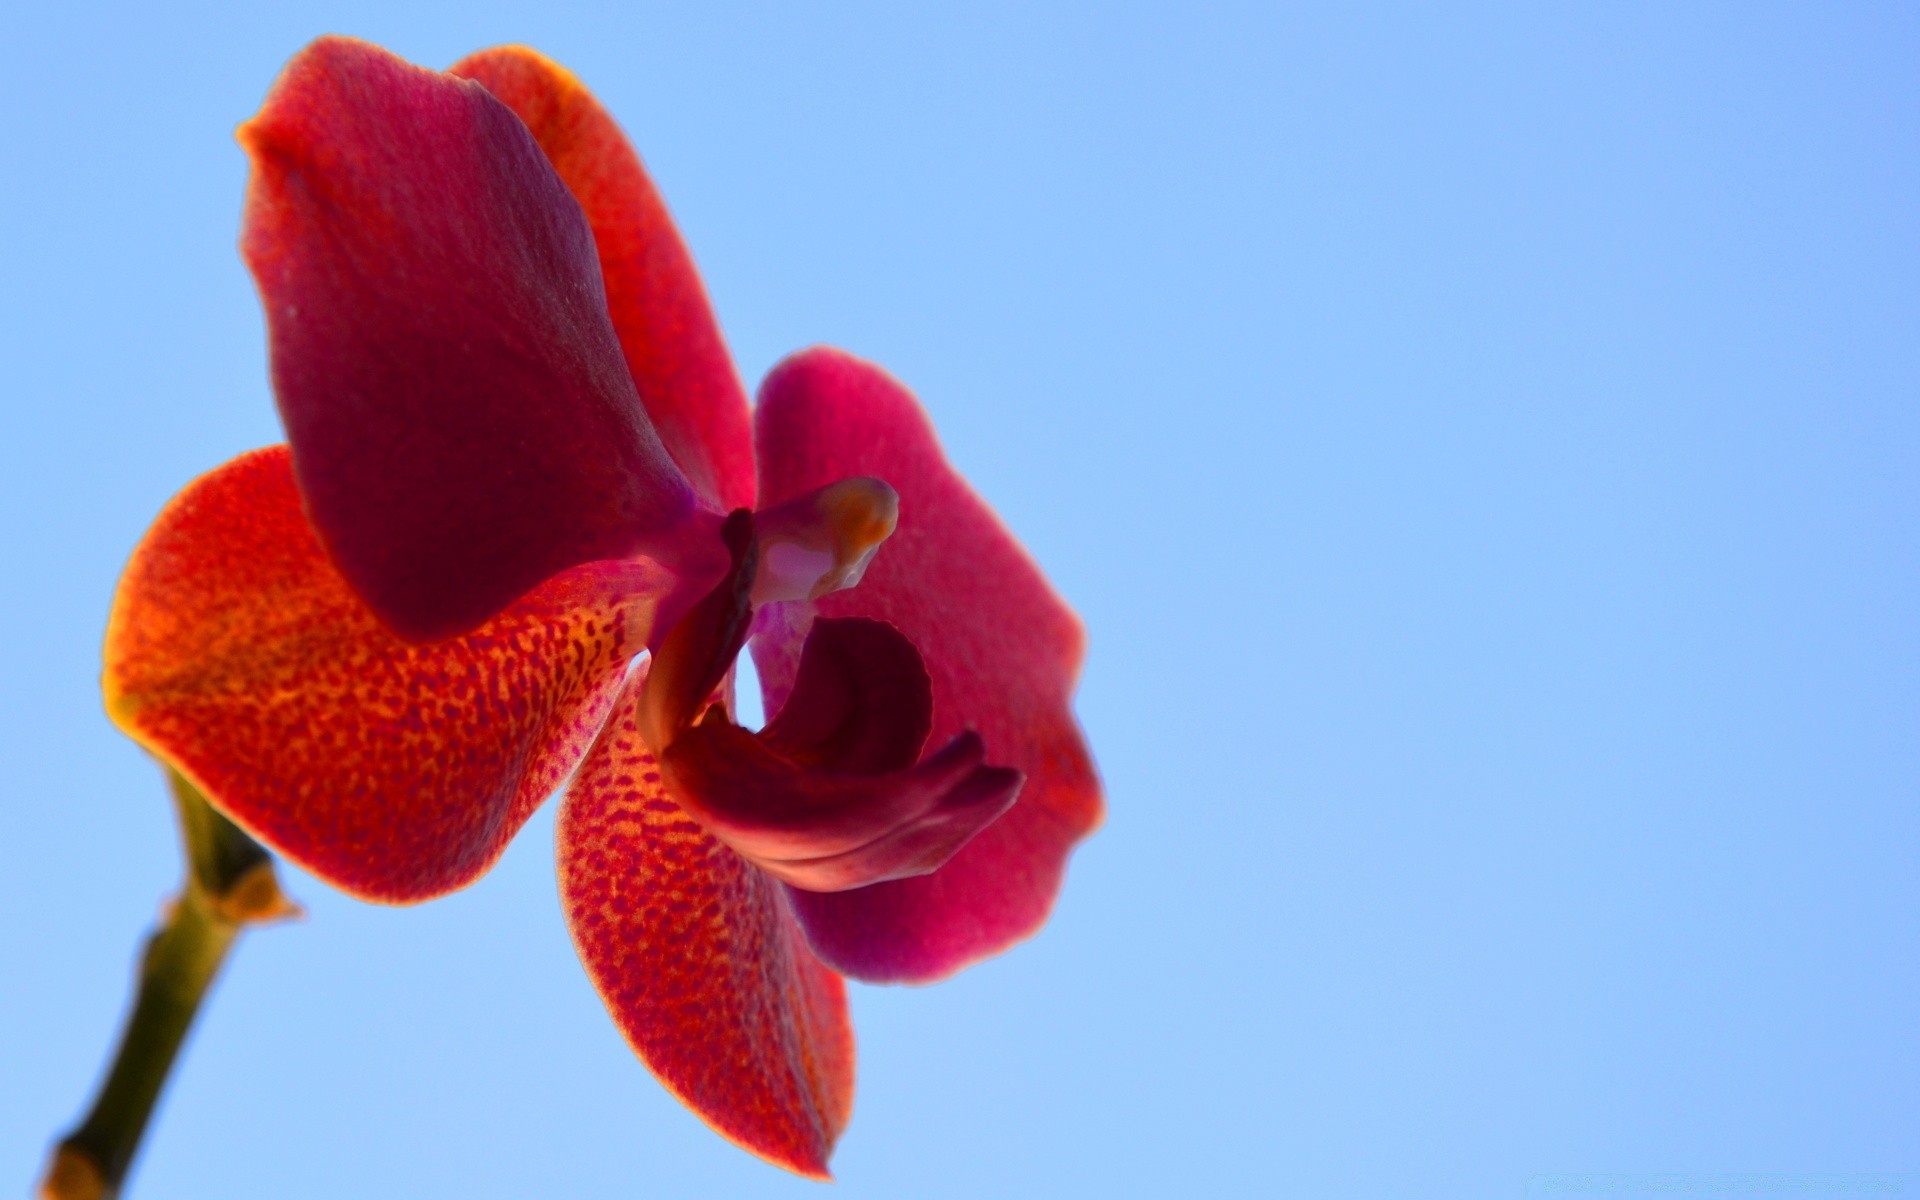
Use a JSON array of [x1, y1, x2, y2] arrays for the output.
[[40, 771, 297, 1200]]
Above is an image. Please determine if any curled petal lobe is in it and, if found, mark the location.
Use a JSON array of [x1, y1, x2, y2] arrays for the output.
[[759, 615, 930, 773], [452, 45, 756, 512], [560, 669, 854, 1178], [663, 619, 1022, 892], [104, 447, 667, 902], [753, 349, 1103, 983], [638, 509, 756, 751], [240, 36, 707, 640]]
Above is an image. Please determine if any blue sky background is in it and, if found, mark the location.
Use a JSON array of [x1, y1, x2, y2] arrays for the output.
[[3, 3, 1917, 1197]]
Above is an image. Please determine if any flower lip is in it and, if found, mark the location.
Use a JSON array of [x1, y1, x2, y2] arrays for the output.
[[635, 493, 1021, 893], [661, 618, 1023, 892]]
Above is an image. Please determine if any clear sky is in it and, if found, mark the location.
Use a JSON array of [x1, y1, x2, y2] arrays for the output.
[[4, 3, 1917, 1197]]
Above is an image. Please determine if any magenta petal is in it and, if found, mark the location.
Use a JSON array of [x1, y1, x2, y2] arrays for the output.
[[664, 618, 1021, 893], [240, 37, 707, 641], [752, 349, 1103, 982]]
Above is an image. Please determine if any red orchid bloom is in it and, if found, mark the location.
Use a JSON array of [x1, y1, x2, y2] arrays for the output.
[[102, 36, 1100, 1177]]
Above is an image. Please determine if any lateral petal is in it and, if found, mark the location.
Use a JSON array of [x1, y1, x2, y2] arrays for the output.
[[104, 447, 665, 902], [452, 45, 757, 512], [752, 348, 1103, 983], [240, 36, 709, 641], [560, 669, 854, 1178]]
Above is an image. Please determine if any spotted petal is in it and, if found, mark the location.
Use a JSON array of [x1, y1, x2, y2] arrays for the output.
[[104, 447, 665, 902], [240, 36, 710, 641], [451, 45, 756, 512], [560, 668, 854, 1177], [752, 348, 1103, 983]]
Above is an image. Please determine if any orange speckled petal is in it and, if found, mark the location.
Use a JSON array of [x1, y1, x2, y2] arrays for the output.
[[104, 446, 668, 902], [559, 666, 854, 1178], [451, 45, 756, 513]]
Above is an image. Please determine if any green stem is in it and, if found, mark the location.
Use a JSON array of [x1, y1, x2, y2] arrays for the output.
[[41, 772, 296, 1200]]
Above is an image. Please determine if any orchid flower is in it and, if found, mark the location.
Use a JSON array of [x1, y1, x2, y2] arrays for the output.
[[100, 37, 1101, 1177]]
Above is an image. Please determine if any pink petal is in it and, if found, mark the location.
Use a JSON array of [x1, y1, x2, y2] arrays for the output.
[[450, 47, 757, 512], [240, 37, 712, 642], [751, 348, 1103, 983]]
